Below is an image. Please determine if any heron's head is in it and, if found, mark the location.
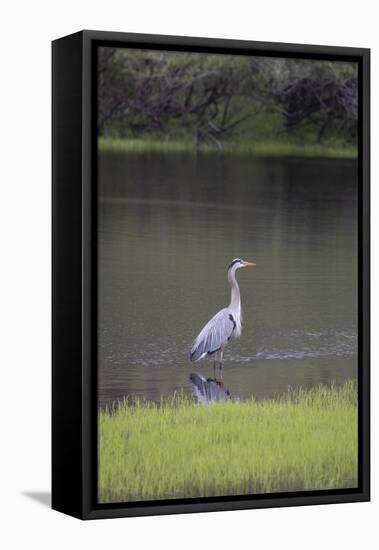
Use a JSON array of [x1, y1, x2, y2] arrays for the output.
[[228, 258, 256, 271]]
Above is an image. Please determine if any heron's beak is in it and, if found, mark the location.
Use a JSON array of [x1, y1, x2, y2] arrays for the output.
[[243, 261, 256, 267]]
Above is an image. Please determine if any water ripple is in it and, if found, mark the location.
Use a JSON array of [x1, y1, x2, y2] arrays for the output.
[[101, 328, 357, 367]]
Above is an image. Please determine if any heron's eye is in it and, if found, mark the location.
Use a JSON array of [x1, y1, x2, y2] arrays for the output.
[[228, 258, 242, 269]]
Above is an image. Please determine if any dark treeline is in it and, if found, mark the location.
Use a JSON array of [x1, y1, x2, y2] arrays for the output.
[[98, 47, 358, 148]]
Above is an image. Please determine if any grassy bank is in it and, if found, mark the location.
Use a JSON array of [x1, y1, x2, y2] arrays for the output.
[[98, 380, 358, 503], [98, 137, 358, 159]]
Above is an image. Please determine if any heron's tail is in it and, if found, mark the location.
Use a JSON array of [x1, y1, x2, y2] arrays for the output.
[[190, 342, 204, 362], [190, 348, 203, 362], [190, 337, 211, 362]]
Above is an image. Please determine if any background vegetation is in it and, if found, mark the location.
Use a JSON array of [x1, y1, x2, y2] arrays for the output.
[[98, 380, 358, 503], [98, 47, 358, 156]]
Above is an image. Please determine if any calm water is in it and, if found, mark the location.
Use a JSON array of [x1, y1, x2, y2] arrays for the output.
[[98, 152, 358, 406]]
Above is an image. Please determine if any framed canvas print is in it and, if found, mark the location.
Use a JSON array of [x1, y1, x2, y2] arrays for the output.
[[52, 30, 370, 519]]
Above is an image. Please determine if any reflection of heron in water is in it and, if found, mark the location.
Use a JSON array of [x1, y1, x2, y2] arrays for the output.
[[190, 372, 231, 404], [190, 258, 256, 379]]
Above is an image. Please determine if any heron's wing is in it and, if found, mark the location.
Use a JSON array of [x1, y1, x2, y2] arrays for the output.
[[190, 308, 236, 362]]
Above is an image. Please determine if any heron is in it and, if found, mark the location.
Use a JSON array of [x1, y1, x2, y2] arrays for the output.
[[190, 258, 256, 378]]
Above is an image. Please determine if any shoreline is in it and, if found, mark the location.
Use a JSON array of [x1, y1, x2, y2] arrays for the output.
[[98, 137, 358, 159]]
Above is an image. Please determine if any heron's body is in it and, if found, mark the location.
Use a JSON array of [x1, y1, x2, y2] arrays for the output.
[[190, 258, 256, 377], [190, 307, 238, 362]]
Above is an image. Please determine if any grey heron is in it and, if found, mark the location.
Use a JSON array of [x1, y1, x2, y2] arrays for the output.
[[190, 258, 256, 378]]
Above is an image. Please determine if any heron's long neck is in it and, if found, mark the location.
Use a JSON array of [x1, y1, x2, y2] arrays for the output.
[[228, 269, 241, 316]]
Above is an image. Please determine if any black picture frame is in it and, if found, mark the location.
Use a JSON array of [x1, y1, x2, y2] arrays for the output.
[[52, 30, 370, 520]]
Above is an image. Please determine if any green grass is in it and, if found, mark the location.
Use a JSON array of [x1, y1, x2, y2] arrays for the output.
[[98, 136, 358, 159], [98, 380, 358, 503]]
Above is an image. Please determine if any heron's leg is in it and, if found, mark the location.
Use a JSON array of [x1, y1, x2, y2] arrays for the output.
[[219, 348, 224, 380], [213, 350, 222, 380]]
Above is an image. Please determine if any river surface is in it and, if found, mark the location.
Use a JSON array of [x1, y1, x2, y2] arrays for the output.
[[97, 152, 358, 406]]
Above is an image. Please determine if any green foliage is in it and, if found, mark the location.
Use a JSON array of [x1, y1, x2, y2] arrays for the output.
[[98, 380, 358, 503], [98, 136, 357, 158]]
